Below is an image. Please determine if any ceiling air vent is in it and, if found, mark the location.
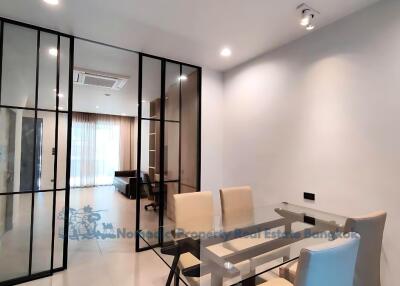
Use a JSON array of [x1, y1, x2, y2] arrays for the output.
[[73, 68, 129, 90]]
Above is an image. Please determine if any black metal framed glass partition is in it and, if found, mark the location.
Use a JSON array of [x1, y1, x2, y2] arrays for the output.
[[135, 54, 201, 251], [0, 15, 201, 284], [0, 19, 73, 285]]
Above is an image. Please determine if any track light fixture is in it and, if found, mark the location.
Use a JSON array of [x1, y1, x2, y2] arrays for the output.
[[297, 3, 319, 31]]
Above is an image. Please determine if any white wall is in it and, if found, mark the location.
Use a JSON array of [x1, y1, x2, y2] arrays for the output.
[[13, 110, 22, 194], [201, 69, 224, 209], [0, 110, 10, 236], [222, 1, 400, 285], [37, 112, 68, 190]]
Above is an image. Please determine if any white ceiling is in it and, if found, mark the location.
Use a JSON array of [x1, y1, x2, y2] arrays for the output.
[[0, 27, 194, 116], [0, 0, 379, 71], [73, 39, 139, 116], [73, 40, 193, 116]]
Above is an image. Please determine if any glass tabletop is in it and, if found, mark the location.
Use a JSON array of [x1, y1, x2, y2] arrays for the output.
[[138, 202, 347, 286]]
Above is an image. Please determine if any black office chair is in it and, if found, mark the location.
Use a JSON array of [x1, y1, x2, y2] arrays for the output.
[[142, 174, 160, 211]]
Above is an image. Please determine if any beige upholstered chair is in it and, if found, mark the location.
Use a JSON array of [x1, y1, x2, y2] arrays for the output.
[[174, 192, 215, 286], [219, 186, 290, 279], [345, 211, 387, 286], [220, 186, 254, 229], [174, 191, 245, 286], [219, 186, 270, 249], [175, 191, 214, 234], [279, 211, 387, 286], [260, 233, 361, 286]]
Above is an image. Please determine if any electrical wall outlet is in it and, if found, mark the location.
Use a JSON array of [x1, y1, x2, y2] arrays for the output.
[[304, 192, 315, 201]]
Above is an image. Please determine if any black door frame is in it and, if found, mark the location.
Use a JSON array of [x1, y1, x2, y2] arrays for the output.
[[0, 15, 201, 285], [0, 17, 74, 286], [135, 53, 202, 252]]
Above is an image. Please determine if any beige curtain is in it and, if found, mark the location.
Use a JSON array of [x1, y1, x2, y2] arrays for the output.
[[71, 112, 97, 187], [119, 116, 134, 170], [71, 112, 135, 187]]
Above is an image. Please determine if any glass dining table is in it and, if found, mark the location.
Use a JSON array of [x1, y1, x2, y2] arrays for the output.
[[138, 202, 348, 286]]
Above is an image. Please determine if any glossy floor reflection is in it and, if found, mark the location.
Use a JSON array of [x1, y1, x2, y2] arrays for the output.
[[18, 186, 172, 286], [0, 192, 65, 281]]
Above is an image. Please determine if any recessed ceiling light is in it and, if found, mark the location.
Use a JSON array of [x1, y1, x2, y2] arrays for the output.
[[178, 75, 188, 81], [121, 113, 127, 116], [220, 47, 232, 57], [142, 100, 147, 103], [96, 106, 99, 109], [43, 0, 59, 5], [49, 48, 58, 57]]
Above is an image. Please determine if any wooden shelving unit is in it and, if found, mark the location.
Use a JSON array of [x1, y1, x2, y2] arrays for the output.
[[148, 99, 160, 182]]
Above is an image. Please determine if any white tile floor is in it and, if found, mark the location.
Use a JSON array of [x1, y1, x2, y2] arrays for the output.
[[4, 187, 280, 286], [12, 186, 174, 286]]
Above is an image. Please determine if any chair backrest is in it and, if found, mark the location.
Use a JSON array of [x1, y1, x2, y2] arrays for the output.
[[219, 186, 254, 229], [140, 173, 153, 196], [174, 192, 214, 234], [344, 211, 386, 286], [294, 233, 360, 286]]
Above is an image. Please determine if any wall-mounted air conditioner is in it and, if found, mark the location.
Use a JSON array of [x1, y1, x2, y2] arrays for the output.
[[73, 68, 129, 90]]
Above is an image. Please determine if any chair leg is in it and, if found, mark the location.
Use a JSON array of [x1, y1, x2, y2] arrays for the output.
[[174, 267, 180, 286], [166, 254, 180, 286]]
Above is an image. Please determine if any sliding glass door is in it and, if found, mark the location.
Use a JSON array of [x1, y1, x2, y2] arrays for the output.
[[135, 54, 201, 251], [0, 20, 73, 285]]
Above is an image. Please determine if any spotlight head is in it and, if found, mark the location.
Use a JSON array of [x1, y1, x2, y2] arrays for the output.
[[297, 3, 319, 30], [300, 9, 313, 26]]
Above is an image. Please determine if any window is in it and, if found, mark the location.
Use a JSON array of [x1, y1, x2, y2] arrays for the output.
[[70, 113, 133, 187]]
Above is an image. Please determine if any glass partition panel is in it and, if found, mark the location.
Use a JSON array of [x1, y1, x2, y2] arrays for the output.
[[139, 118, 158, 248], [165, 122, 179, 182], [141, 120, 160, 184], [1, 23, 37, 108], [164, 182, 179, 225], [165, 62, 180, 121], [37, 32, 57, 110], [0, 193, 32, 281], [53, 190, 65, 269], [141, 57, 161, 119], [138, 182, 161, 249], [137, 56, 163, 250], [59, 37, 70, 112], [31, 192, 53, 274], [0, 20, 72, 284], [57, 113, 68, 189], [0, 108, 21, 193], [0, 108, 36, 193], [180, 66, 199, 193], [136, 56, 201, 252], [36, 111, 56, 191]]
